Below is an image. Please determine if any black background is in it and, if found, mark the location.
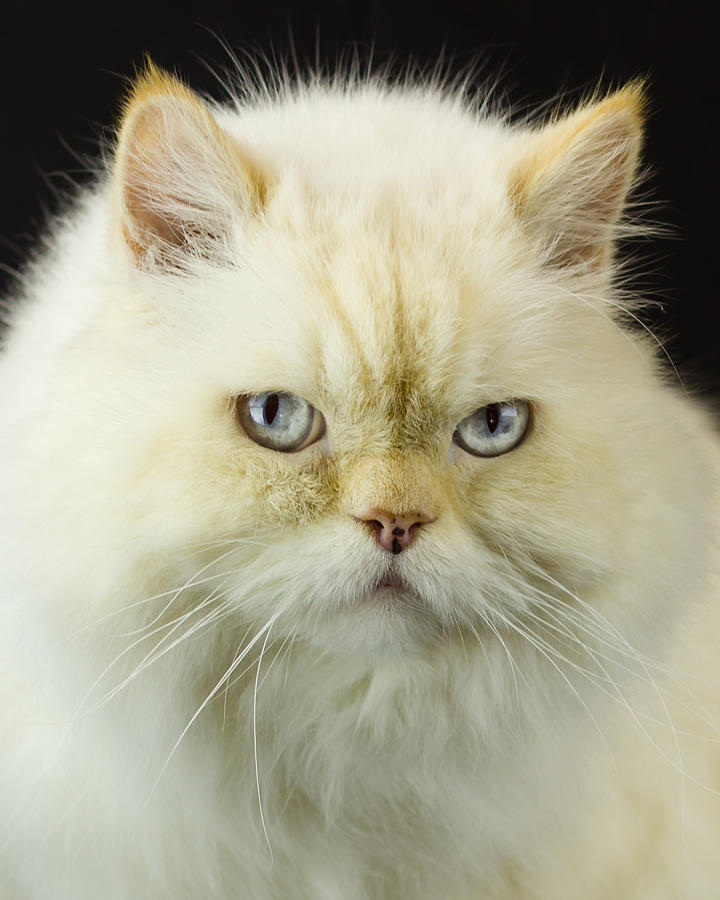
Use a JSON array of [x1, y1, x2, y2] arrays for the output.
[[2, 2, 715, 395]]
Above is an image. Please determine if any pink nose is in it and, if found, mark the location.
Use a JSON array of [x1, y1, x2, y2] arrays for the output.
[[353, 509, 436, 554]]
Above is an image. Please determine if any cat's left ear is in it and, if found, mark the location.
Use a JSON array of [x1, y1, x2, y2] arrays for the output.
[[112, 62, 267, 270], [509, 84, 645, 271]]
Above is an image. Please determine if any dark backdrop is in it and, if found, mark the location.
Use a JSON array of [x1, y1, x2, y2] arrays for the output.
[[2, 1, 715, 395]]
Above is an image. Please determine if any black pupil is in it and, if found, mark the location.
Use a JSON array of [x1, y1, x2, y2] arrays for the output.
[[264, 393, 280, 425], [486, 404, 500, 434]]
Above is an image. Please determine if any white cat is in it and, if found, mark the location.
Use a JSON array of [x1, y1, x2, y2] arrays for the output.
[[1, 62, 719, 899]]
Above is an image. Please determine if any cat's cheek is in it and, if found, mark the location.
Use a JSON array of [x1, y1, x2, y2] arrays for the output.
[[244, 450, 341, 527], [457, 434, 630, 595]]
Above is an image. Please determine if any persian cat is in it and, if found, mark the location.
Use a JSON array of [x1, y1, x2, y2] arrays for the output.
[[1, 60, 719, 900]]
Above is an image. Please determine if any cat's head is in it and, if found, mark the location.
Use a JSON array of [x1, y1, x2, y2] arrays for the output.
[[44, 66, 693, 658]]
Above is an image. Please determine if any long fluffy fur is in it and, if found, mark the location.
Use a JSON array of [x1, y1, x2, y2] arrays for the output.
[[1, 63, 719, 899]]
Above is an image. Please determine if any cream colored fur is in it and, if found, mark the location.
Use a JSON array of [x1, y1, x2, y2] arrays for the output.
[[1, 64, 719, 899]]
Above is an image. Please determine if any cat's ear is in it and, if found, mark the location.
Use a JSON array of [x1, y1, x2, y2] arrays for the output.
[[112, 62, 267, 270], [509, 84, 645, 270]]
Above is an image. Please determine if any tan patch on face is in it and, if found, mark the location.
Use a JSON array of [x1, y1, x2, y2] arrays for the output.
[[293, 230, 460, 455], [249, 451, 341, 528], [341, 450, 448, 523]]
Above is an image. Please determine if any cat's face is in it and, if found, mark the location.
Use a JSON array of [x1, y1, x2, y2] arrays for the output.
[[70, 69, 664, 656], [135, 228, 638, 657]]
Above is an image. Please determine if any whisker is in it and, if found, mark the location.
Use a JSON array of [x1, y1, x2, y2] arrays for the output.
[[66, 540, 256, 640], [146, 610, 284, 802], [78, 581, 234, 716], [531, 590, 720, 737], [222, 623, 258, 729], [467, 615, 526, 705], [120, 545, 244, 635], [253, 623, 275, 863], [486, 606, 614, 758], [97, 593, 236, 709], [511, 560, 720, 807]]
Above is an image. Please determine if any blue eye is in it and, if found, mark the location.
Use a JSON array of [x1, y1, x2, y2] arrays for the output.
[[236, 392, 326, 452], [453, 400, 530, 457]]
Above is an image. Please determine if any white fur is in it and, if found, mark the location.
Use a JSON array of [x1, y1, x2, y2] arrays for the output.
[[1, 69, 720, 899]]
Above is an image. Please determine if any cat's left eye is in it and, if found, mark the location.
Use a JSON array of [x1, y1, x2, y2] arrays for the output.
[[453, 399, 531, 457], [235, 391, 326, 452]]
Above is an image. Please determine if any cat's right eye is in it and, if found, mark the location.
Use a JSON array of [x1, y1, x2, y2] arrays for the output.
[[235, 391, 326, 452]]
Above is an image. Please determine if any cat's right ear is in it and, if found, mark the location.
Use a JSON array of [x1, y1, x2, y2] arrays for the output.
[[112, 62, 267, 270]]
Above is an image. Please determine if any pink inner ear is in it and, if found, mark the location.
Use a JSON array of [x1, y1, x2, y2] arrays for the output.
[[122, 179, 186, 251], [118, 100, 209, 264], [115, 86, 267, 270]]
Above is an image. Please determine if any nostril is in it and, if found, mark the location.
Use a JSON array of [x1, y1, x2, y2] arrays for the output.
[[365, 519, 384, 538], [365, 519, 402, 554], [352, 509, 436, 554]]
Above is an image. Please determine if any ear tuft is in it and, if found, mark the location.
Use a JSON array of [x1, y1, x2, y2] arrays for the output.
[[113, 60, 267, 270], [119, 59, 200, 120], [509, 83, 646, 271]]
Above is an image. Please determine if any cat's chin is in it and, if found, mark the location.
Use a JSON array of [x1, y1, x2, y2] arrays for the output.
[[316, 574, 444, 657]]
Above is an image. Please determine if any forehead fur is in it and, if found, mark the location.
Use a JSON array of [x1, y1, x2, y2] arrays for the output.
[[114, 77, 647, 472]]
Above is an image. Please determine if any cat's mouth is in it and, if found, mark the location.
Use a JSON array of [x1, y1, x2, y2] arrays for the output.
[[368, 570, 422, 606], [377, 571, 406, 591]]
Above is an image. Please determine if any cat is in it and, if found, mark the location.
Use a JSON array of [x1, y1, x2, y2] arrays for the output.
[[1, 59, 719, 900]]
